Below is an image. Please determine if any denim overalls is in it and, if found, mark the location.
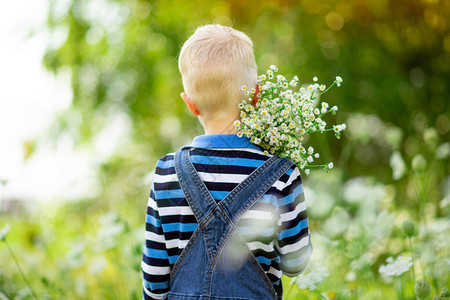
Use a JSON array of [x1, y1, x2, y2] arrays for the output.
[[166, 147, 294, 300]]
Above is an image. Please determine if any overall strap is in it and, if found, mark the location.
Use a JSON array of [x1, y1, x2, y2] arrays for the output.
[[218, 154, 294, 224], [174, 148, 217, 223], [174, 147, 294, 224]]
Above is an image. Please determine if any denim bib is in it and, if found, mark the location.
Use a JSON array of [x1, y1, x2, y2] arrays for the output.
[[166, 147, 294, 300]]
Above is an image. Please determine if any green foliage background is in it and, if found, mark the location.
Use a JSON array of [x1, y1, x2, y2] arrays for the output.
[[1, 0, 449, 299]]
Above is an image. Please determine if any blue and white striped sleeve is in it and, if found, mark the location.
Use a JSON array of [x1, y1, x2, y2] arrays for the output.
[[142, 182, 171, 300], [275, 166, 313, 277]]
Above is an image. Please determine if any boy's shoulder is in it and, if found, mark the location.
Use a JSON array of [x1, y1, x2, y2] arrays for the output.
[[153, 146, 301, 192], [153, 152, 176, 175]]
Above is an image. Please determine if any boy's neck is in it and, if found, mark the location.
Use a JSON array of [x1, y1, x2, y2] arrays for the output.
[[200, 115, 238, 135]]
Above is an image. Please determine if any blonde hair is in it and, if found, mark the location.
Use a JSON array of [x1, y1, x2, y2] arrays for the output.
[[178, 24, 257, 120]]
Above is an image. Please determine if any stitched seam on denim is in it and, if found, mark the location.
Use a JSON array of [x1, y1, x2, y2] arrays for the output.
[[175, 150, 201, 221], [216, 206, 233, 228], [210, 158, 292, 255], [210, 159, 293, 297], [169, 229, 199, 280], [203, 159, 289, 255], [237, 159, 292, 214], [233, 159, 294, 222], [182, 149, 204, 219], [212, 159, 293, 262], [237, 160, 293, 297], [184, 149, 216, 216], [202, 227, 214, 266], [248, 252, 277, 297], [219, 157, 285, 222], [172, 150, 201, 277], [173, 150, 213, 281], [210, 162, 291, 255], [213, 159, 290, 255], [199, 210, 215, 263], [170, 212, 213, 280], [247, 237, 279, 297], [219, 155, 278, 209], [177, 149, 216, 223], [211, 155, 279, 229]]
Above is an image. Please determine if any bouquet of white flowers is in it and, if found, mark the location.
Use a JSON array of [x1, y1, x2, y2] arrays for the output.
[[234, 65, 345, 175]]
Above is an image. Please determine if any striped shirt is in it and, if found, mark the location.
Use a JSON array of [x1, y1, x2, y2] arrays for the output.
[[142, 134, 312, 299]]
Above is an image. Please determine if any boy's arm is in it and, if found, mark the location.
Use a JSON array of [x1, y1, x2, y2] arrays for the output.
[[142, 182, 171, 300], [275, 166, 313, 277]]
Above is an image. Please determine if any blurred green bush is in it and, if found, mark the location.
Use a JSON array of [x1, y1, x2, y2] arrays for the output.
[[1, 0, 449, 299]]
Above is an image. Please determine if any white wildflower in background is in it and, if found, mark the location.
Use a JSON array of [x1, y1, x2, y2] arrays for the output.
[[378, 256, 412, 277], [0, 224, 10, 240], [412, 154, 427, 172], [89, 255, 107, 275], [350, 253, 374, 270], [345, 271, 356, 282], [389, 151, 407, 180], [436, 143, 450, 159], [291, 265, 329, 290], [97, 211, 125, 251], [235, 66, 344, 174], [342, 177, 386, 205]]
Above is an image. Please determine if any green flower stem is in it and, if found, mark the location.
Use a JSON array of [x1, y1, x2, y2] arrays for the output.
[[414, 177, 426, 225], [318, 109, 333, 119], [306, 164, 328, 168], [408, 237, 416, 283], [313, 289, 329, 300], [286, 283, 295, 299], [306, 128, 335, 134], [311, 81, 337, 100], [317, 81, 337, 96], [412, 176, 429, 233], [399, 276, 405, 300], [3, 239, 39, 299], [411, 175, 430, 275], [368, 267, 387, 299]]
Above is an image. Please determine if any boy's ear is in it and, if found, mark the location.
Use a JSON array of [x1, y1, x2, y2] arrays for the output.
[[181, 92, 200, 116], [252, 84, 261, 106]]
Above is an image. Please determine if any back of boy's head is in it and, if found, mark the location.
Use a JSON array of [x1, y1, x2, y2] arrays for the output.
[[179, 24, 257, 121]]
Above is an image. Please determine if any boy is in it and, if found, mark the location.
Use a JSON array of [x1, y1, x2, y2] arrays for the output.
[[142, 24, 312, 300]]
